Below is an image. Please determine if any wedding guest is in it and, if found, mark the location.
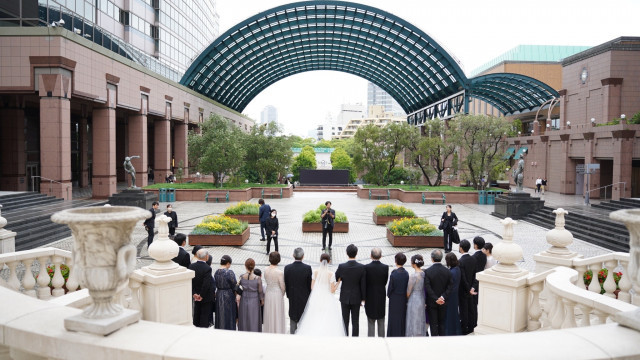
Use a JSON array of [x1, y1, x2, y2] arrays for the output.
[[440, 205, 458, 253], [365, 248, 389, 337], [405, 254, 426, 337], [263, 252, 286, 334], [335, 244, 366, 337], [387, 253, 409, 337], [253, 268, 265, 325], [191, 245, 203, 263], [189, 249, 215, 328], [284, 247, 312, 334], [471, 236, 487, 330], [424, 249, 452, 336], [164, 204, 178, 238], [171, 233, 190, 268], [265, 209, 279, 254], [444, 252, 462, 335], [483, 243, 497, 269], [238, 258, 264, 332], [258, 199, 271, 242], [458, 240, 477, 335], [214, 255, 237, 330]]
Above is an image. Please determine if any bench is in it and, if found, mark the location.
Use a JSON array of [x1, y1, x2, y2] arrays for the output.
[[369, 189, 390, 200], [422, 192, 446, 204], [261, 187, 283, 199], [205, 190, 229, 203]]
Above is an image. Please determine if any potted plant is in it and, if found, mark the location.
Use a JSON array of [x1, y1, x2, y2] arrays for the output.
[[223, 201, 260, 224], [302, 204, 349, 232], [386, 217, 443, 247], [189, 215, 250, 246], [373, 204, 415, 225]]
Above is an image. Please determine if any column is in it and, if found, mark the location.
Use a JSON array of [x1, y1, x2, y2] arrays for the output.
[[582, 132, 597, 198], [79, 105, 89, 188], [601, 78, 623, 123], [557, 134, 575, 194], [39, 74, 72, 200], [154, 102, 172, 180], [91, 84, 117, 198], [612, 130, 635, 200], [0, 105, 27, 191], [174, 111, 188, 178], [128, 113, 148, 187]]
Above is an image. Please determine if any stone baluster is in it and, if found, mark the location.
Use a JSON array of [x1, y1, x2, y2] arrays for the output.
[[6, 260, 21, 291], [36, 256, 51, 299], [560, 298, 577, 328], [587, 263, 602, 294], [592, 309, 608, 325], [128, 276, 143, 311], [577, 304, 592, 327], [65, 256, 79, 292], [617, 258, 632, 303], [574, 264, 588, 289], [602, 259, 617, 298], [50, 255, 65, 297], [21, 258, 37, 297], [550, 294, 564, 329], [527, 281, 544, 331], [0, 204, 17, 254]]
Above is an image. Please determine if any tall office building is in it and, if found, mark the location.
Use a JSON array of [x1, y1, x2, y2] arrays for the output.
[[260, 105, 278, 125], [335, 103, 365, 127], [0, 0, 220, 81], [367, 82, 406, 117]]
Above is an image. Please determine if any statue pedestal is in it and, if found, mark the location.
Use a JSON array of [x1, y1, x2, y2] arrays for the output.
[[491, 192, 544, 219], [108, 189, 157, 209]]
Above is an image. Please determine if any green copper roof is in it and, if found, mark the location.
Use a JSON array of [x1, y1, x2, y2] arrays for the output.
[[469, 45, 591, 77]]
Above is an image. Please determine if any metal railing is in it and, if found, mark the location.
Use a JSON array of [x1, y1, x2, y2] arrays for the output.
[[31, 176, 71, 200], [587, 182, 626, 200]]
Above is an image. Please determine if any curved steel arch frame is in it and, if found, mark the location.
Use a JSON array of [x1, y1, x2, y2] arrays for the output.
[[181, 1, 467, 114]]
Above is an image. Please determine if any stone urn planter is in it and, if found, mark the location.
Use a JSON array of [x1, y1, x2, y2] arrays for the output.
[[189, 227, 251, 246], [386, 228, 441, 247], [51, 205, 150, 335], [225, 214, 260, 224], [373, 213, 413, 225], [302, 222, 349, 233]]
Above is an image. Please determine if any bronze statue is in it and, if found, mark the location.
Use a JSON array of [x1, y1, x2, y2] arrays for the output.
[[123, 156, 140, 188], [512, 149, 527, 192]]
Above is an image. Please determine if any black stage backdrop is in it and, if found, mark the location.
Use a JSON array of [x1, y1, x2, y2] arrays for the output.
[[299, 169, 349, 186]]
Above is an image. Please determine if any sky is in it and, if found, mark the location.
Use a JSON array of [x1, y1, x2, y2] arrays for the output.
[[216, 0, 640, 137]]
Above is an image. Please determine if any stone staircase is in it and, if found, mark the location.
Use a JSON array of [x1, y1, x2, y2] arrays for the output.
[[0, 192, 106, 251], [523, 205, 629, 252], [591, 198, 640, 212]]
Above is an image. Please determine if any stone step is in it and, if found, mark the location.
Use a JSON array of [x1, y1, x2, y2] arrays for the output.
[[524, 216, 628, 252]]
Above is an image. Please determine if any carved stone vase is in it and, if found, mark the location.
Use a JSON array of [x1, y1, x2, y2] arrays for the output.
[[545, 208, 575, 257], [492, 217, 527, 277], [51, 206, 150, 335]]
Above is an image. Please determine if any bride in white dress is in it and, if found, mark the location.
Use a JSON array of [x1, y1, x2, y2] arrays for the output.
[[295, 253, 346, 337]]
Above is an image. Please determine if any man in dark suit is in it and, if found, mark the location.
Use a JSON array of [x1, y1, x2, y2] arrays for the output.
[[424, 249, 452, 336], [189, 249, 215, 328], [283, 247, 312, 334], [364, 247, 388, 337], [258, 199, 271, 242], [321, 201, 335, 250], [458, 239, 477, 335], [164, 204, 178, 239], [471, 236, 487, 329], [335, 244, 366, 336], [171, 233, 191, 268], [144, 201, 159, 248]]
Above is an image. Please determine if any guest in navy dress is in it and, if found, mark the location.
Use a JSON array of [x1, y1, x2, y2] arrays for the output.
[[444, 252, 462, 335], [386, 253, 409, 337], [214, 255, 238, 330]]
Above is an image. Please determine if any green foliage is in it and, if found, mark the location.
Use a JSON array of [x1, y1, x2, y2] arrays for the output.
[[407, 118, 456, 186], [374, 204, 415, 217], [45, 264, 70, 287], [364, 185, 504, 192], [175, 160, 184, 183], [243, 122, 293, 184], [188, 115, 246, 185], [330, 147, 356, 183], [289, 135, 316, 148], [509, 119, 523, 137], [302, 204, 348, 223], [144, 182, 285, 189], [191, 215, 248, 235], [223, 201, 260, 215], [385, 167, 421, 185], [291, 145, 317, 181], [631, 111, 640, 124], [387, 217, 442, 236], [353, 123, 413, 185]]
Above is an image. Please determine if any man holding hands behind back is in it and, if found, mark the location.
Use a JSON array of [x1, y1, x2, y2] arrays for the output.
[[321, 201, 335, 251]]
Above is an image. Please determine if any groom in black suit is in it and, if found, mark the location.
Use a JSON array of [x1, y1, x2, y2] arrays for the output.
[[284, 247, 312, 334], [424, 249, 452, 336], [335, 244, 366, 336]]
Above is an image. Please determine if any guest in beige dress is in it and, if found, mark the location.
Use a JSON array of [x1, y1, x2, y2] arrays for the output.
[[263, 252, 286, 333]]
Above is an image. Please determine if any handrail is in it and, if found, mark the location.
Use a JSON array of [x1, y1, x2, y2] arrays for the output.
[[586, 181, 626, 200], [31, 176, 71, 200]]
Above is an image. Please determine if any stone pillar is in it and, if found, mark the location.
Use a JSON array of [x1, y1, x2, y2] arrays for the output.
[[0, 105, 27, 191], [92, 84, 117, 199], [154, 102, 172, 179], [0, 205, 16, 254], [611, 130, 635, 200], [128, 114, 148, 188], [174, 108, 188, 178], [558, 134, 575, 194], [601, 78, 623, 123], [582, 132, 597, 198], [79, 105, 89, 188], [39, 73, 72, 200], [130, 215, 194, 325], [476, 218, 530, 334]]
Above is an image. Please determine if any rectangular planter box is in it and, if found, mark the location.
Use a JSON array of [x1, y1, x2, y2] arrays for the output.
[[189, 227, 250, 246], [372, 213, 414, 225], [301, 222, 349, 233], [224, 214, 260, 224], [386, 228, 442, 247]]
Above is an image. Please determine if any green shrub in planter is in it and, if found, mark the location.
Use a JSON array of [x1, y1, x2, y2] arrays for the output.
[[223, 201, 260, 215], [302, 204, 348, 223], [191, 215, 248, 235], [387, 217, 442, 236], [374, 204, 415, 217]]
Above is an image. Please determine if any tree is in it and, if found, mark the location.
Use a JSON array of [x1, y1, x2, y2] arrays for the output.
[[454, 114, 511, 189], [330, 147, 356, 183], [407, 118, 457, 186], [352, 124, 386, 185], [381, 122, 414, 182], [243, 122, 293, 184], [291, 145, 317, 181], [188, 114, 246, 185], [290, 135, 316, 149]]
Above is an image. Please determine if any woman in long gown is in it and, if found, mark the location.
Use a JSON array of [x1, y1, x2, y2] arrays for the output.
[[214, 255, 237, 330], [238, 258, 264, 332], [406, 254, 426, 337], [295, 253, 345, 337], [444, 252, 462, 335], [263, 252, 286, 334], [387, 253, 409, 337]]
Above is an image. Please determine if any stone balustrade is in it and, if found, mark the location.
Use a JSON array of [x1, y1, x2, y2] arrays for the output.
[[0, 247, 78, 300], [571, 253, 633, 303]]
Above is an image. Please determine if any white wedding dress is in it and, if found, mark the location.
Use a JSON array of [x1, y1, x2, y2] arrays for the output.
[[295, 261, 346, 337]]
